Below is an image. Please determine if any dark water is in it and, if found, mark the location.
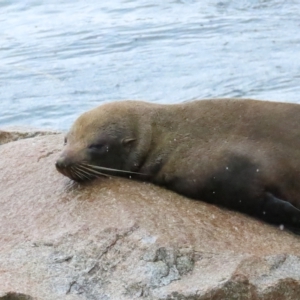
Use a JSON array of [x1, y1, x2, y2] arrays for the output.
[[1, 0, 300, 130]]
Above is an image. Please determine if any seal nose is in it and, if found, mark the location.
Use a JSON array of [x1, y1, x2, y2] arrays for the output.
[[55, 156, 74, 178], [55, 157, 63, 170], [55, 156, 71, 171]]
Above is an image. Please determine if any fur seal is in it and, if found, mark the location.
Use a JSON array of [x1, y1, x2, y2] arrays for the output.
[[56, 98, 300, 232]]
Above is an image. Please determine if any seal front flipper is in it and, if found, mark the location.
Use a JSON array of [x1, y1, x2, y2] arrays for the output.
[[258, 192, 300, 233]]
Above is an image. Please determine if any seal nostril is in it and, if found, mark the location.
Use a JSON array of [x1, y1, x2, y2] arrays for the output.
[[55, 157, 66, 170]]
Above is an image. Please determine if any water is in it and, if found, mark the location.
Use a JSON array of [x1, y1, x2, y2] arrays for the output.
[[1, 0, 300, 131]]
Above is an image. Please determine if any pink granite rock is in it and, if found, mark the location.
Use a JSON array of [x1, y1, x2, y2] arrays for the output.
[[0, 130, 300, 300]]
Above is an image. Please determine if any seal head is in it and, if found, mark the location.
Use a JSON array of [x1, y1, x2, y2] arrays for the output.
[[56, 101, 153, 181]]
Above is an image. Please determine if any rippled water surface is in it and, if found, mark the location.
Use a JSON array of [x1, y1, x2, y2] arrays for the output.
[[1, 0, 300, 130]]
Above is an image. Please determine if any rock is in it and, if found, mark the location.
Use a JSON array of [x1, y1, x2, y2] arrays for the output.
[[0, 127, 60, 145], [0, 130, 300, 300]]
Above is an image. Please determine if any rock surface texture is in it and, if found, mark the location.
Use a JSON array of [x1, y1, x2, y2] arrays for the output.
[[1, 129, 300, 300]]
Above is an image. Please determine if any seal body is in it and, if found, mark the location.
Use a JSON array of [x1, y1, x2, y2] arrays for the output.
[[56, 99, 300, 231]]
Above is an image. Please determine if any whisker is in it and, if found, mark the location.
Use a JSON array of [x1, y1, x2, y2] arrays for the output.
[[79, 165, 120, 179], [68, 167, 76, 178], [75, 167, 95, 178], [71, 166, 87, 181], [75, 168, 95, 181], [70, 168, 83, 180], [77, 164, 118, 180], [77, 164, 109, 178], [80, 163, 146, 176], [75, 171, 88, 181]]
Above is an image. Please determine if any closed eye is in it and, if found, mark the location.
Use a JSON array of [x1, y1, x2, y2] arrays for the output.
[[88, 143, 105, 150]]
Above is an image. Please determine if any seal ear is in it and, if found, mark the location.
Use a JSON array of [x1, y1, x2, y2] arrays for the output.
[[122, 138, 136, 146]]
